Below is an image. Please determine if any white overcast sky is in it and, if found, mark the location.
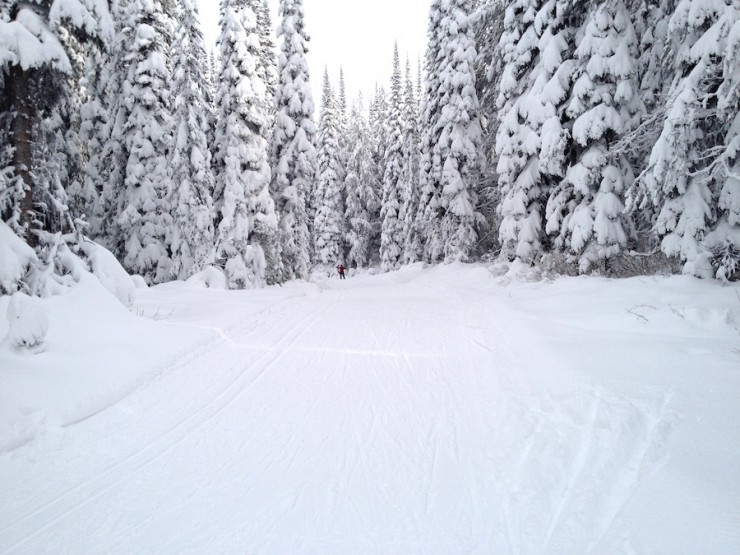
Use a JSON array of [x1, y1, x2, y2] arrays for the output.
[[195, 0, 430, 110]]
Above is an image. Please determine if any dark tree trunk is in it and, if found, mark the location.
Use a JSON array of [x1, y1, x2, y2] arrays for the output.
[[8, 64, 37, 248]]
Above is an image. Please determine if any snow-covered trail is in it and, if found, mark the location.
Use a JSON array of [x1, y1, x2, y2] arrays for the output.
[[1, 265, 738, 553]]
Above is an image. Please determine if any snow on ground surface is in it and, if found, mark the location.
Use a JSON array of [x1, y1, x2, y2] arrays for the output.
[[1, 263, 739, 553]]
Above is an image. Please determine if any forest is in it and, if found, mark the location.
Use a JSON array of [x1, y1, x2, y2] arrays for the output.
[[1, 0, 738, 294]]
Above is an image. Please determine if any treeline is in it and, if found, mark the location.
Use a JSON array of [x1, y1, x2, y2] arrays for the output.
[[1, 0, 737, 295]]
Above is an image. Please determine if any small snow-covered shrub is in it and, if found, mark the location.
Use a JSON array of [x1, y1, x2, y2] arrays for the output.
[[3, 292, 48, 351], [185, 266, 228, 289], [0, 221, 36, 294], [77, 241, 135, 307]]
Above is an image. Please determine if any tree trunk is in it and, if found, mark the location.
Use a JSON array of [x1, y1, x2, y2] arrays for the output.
[[8, 64, 37, 247]]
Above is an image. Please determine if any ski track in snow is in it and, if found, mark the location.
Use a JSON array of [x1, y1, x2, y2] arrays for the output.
[[1, 267, 737, 553]]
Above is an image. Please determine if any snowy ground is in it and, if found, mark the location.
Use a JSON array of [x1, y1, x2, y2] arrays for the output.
[[1, 263, 739, 553]]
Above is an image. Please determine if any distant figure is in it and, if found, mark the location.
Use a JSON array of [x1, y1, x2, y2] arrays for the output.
[[337, 264, 347, 280]]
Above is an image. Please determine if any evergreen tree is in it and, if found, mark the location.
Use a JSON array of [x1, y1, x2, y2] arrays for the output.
[[271, 0, 317, 281], [366, 84, 388, 265], [641, 0, 739, 280], [380, 45, 405, 271], [401, 57, 423, 264], [0, 0, 112, 246], [116, 0, 175, 284], [213, 0, 277, 289], [314, 69, 344, 266], [169, 0, 216, 280], [257, 0, 278, 106], [344, 94, 378, 268], [546, 1, 643, 273], [417, 0, 446, 262], [436, 0, 483, 262]]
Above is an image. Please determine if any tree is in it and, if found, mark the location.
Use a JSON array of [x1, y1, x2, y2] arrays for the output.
[[546, 0, 642, 273], [213, 0, 277, 289], [436, 0, 483, 262], [313, 68, 344, 266], [344, 94, 378, 268], [416, 0, 446, 263], [270, 0, 317, 281], [380, 45, 405, 271], [169, 0, 216, 280], [0, 0, 112, 246], [400, 57, 422, 264], [640, 0, 739, 280]]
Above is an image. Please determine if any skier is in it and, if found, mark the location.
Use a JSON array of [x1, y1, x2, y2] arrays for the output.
[[337, 264, 347, 280]]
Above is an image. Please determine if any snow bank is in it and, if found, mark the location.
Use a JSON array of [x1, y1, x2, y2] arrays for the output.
[[2, 293, 48, 351], [77, 240, 136, 307], [184, 265, 228, 289], [0, 221, 35, 294]]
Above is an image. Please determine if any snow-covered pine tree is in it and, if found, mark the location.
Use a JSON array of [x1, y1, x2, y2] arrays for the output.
[[366, 84, 388, 264], [436, 0, 483, 262], [169, 0, 216, 280], [546, 0, 642, 273], [400, 57, 423, 264], [344, 94, 379, 268], [313, 69, 344, 266], [0, 0, 112, 246], [115, 0, 176, 284], [641, 0, 739, 280], [213, 0, 277, 289], [416, 0, 444, 263], [494, 0, 545, 264], [270, 0, 317, 281], [380, 45, 405, 271], [471, 0, 506, 253], [257, 0, 278, 106]]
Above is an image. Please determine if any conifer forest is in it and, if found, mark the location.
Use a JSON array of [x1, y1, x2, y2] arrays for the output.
[[1, 0, 737, 293]]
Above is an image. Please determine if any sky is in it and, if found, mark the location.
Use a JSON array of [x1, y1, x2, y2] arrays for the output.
[[195, 0, 430, 110]]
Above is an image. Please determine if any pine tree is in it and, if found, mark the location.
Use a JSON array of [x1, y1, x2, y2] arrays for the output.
[[401, 57, 423, 264], [213, 0, 277, 289], [436, 0, 483, 262], [270, 0, 317, 281], [169, 0, 216, 280], [417, 0, 446, 262], [344, 94, 378, 268], [544, 1, 642, 273], [366, 84, 388, 264], [380, 45, 405, 271], [0, 0, 112, 246], [314, 69, 344, 266], [116, 0, 175, 284], [257, 0, 278, 106], [642, 0, 739, 280]]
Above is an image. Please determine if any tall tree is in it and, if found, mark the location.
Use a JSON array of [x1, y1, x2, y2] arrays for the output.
[[640, 0, 739, 280], [116, 0, 176, 284], [417, 0, 446, 262], [213, 0, 277, 289], [546, 0, 642, 273], [401, 57, 422, 264], [0, 0, 112, 246], [380, 45, 405, 271], [436, 0, 483, 262], [271, 0, 318, 281], [313, 69, 344, 266], [344, 94, 378, 268], [169, 0, 216, 280]]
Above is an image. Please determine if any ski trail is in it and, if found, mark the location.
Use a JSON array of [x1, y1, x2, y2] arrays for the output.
[[0, 296, 338, 553]]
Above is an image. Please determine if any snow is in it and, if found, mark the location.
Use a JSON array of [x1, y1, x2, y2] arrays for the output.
[[1, 264, 739, 552]]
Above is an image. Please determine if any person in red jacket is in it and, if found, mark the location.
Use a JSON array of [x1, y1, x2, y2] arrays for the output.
[[337, 264, 347, 280]]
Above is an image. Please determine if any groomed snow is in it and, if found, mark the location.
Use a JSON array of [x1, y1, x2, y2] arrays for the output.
[[1, 263, 739, 553]]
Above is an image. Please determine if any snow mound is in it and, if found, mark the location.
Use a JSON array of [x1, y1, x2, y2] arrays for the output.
[[78, 240, 135, 307], [2, 292, 48, 351], [131, 275, 149, 289], [0, 221, 35, 294], [184, 266, 228, 289]]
